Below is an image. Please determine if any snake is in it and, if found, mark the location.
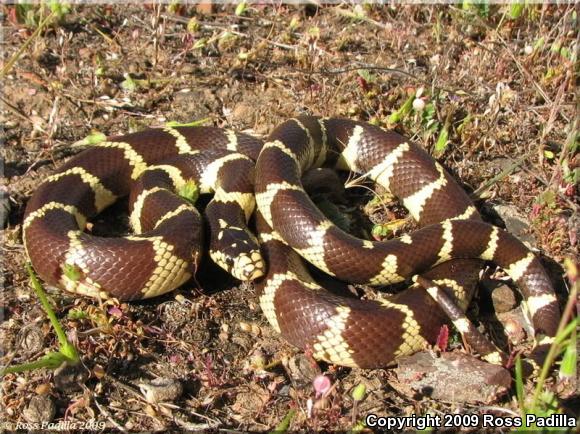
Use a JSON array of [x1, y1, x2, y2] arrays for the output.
[[23, 116, 561, 369]]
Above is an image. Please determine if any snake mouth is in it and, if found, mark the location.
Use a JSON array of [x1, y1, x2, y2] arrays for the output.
[[231, 251, 265, 281]]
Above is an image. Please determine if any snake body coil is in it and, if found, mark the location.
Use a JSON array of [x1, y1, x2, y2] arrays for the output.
[[23, 116, 561, 368]]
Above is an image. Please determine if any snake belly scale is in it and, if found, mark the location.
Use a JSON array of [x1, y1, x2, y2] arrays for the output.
[[23, 116, 561, 369]]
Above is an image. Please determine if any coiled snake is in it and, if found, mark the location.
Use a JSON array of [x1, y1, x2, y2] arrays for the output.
[[23, 116, 561, 369]]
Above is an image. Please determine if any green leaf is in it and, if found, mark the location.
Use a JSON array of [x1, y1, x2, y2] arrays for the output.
[[168, 0, 181, 14], [533, 37, 545, 52], [67, 308, 89, 320], [235, 1, 247, 16], [550, 40, 565, 57], [536, 189, 556, 208], [121, 73, 137, 92], [509, 1, 525, 20], [49, 0, 71, 19], [62, 263, 82, 282], [0, 264, 82, 375], [434, 124, 449, 156], [178, 180, 199, 204], [351, 383, 366, 401], [371, 224, 390, 239], [357, 69, 376, 83], [270, 409, 295, 434], [288, 16, 300, 31], [347, 420, 366, 434], [60, 341, 79, 362], [388, 93, 415, 124], [543, 150, 555, 160], [187, 17, 200, 33], [193, 38, 207, 49], [86, 131, 106, 145], [307, 26, 320, 39]]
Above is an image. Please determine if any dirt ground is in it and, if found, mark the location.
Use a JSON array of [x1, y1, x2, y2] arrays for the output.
[[1, 3, 578, 432]]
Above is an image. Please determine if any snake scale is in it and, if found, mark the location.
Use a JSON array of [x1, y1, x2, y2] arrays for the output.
[[23, 116, 561, 369]]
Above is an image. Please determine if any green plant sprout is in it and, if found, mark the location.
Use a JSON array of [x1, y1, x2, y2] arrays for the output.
[[178, 180, 200, 205], [1, 264, 80, 375], [270, 409, 296, 434], [388, 92, 416, 124]]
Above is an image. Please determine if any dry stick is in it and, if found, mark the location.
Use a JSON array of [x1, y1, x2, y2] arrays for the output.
[[90, 24, 121, 48], [470, 154, 528, 199], [93, 395, 128, 433], [0, 95, 33, 124], [0, 12, 56, 79]]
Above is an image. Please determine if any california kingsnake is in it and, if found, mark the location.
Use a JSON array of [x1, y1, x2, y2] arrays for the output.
[[23, 116, 561, 369]]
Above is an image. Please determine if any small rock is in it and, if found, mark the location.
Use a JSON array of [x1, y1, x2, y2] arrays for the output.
[[392, 351, 511, 404], [54, 362, 90, 393], [489, 282, 518, 313], [492, 204, 536, 248], [23, 395, 56, 424], [35, 383, 52, 395], [286, 353, 321, 386], [138, 377, 183, 404], [230, 102, 255, 125], [18, 326, 45, 356]]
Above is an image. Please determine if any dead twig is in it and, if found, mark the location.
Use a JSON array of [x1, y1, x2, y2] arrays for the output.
[[471, 155, 528, 200], [0, 95, 33, 124], [94, 395, 127, 433]]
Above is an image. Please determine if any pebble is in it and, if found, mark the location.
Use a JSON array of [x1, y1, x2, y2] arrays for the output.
[[392, 351, 511, 404], [286, 353, 321, 386], [492, 204, 536, 248], [490, 282, 518, 313], [23, 395, 56, 424], [138, 377, 183, 404]]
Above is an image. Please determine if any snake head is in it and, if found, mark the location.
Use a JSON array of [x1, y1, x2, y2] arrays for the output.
[[209, 226, 265, 281]]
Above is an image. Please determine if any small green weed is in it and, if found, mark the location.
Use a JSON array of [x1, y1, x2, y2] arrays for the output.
[[1, 264, 80, 375]]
